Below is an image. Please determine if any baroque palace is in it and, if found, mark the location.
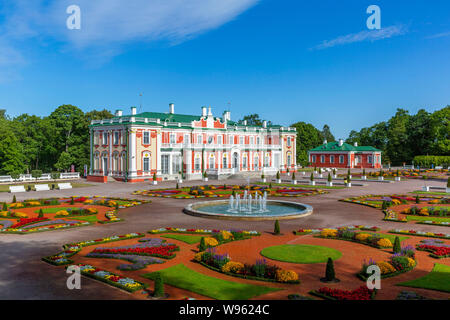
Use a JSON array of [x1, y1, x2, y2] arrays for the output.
[[87, 104, 297, 182]]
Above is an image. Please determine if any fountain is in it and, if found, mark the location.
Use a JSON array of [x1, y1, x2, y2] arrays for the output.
[[184, 190, 313, 221]]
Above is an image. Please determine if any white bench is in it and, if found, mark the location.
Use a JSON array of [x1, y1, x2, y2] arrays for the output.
[[9, 186, 26, 193], [58, 183, 72, 190], [35, 184, 50, 191]]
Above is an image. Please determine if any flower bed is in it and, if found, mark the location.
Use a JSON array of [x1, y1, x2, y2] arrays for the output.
[[76, 264, 146, 292], [9, 217, 49, 229], [358, 245, 416, 280], [315, 227, 394, 249], [194, 249, 300, 284], [42, 232, 145, 265], [149, 227, 260, 237], [134, 184, 327, 199], [310, 286, 376, 300], [416, 239, 450, 258], [389, 229, 450, 240]]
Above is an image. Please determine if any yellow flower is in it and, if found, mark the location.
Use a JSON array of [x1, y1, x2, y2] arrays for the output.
[[377, 238, 393, 248], [355, 233, 371, 242], [275, 269, 299, 282], [320, 228, 337, 238], [204, 237, 219, 247], [376, 261, 396, 275], [221, 261, 244, 273], [220, 230, 234, 240]]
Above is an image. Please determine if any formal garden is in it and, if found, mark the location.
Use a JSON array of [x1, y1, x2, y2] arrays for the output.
[[41, 224, 450, 300], [133, 184, 328, 199], [341, 194, 450, 227], [0, 196, 149, 234], [337, 168, 449, 180]]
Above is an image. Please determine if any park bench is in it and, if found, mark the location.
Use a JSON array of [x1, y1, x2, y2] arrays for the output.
[[58, 183, 72, 190], [9, 185, 26, 193], [34, 184, 50, 191]]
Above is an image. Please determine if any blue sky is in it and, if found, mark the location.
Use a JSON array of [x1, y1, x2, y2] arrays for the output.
[[0, 0, 449, 139]]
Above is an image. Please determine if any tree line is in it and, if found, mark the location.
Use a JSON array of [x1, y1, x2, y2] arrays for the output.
[[0, 105, 112, 176], [0, 105, 448, 176]]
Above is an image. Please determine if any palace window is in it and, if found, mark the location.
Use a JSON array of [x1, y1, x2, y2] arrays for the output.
[[172, 155, 181, 174], [113, 132, 119, 145], [339, 155, 345, 164], [250, 137, 254, 145], [264, 155, 270, 167], [243, 155, 248, 169], [209, 155, 215, 169], [198, 134, 202, 144], [184, 134, 190, 144], [217, 135, 222, 145], [143, 157, 150, 172], [330, 155, 335, 164], [170, 134, 176, 144], [287, 155, 291, 166], [161, 155, 169, 174], [320, 155, 325, 163], [223, 155, 227, 168], [256, 137, 260, 145], [121, 153, 126, 172], [102, 132, 108, 145], [240, 136, 244, 145], [143, 132, 150, 145], [229, 136, 233, 145], [194, 156, 201, 171], [287, 137, 291, 147], [368, 155, 372, 164], [311, 155, 316, 163]]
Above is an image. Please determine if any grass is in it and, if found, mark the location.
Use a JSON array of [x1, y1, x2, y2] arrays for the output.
[[411, 191, 449, 196], [406, 215, 450, 223], [361, 232, 409, 243], [33, 207, 75, 214], [141, 264, 279, 300], [67, 215, 98, 223], [0, 182, 94, 192], [260, 244, 342, 264], [256, 182, 344, 189], [160, 234, 203, 244], [397, 263, 450, 293]]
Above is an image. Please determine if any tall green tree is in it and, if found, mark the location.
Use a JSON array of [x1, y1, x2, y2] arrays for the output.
[[0, 118, 26, 175], [321, 124, 335, 142], [290, 121, 323, 166]]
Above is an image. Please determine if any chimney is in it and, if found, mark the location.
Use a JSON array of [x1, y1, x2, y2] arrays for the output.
[[243, 120, 247, 125], [263, 120, 267, 128], [338, 139, 344, 146], [354, 142, 358, 147], [169, 103, 175, 114], [207, 106, 212, 116], [115, 109, 123, 117], [131, 106, 137, 115], [323, 139, 327, 145], [201, 106, 207, 117]]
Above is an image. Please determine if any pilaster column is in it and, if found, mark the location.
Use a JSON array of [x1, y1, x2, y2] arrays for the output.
[[129, 129, 137, 178]]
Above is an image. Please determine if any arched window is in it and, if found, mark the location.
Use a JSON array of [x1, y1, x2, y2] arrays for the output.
[[143, 152, 151, 173], [254, 154, 259, 170], [223, 154, 228, 168], [320, 155, 325, 163], [194, 155, 201, 171], [339, 155, 345, 164], [113, 152, 119, 173], [242, 154, 248, 169], [94, 152, 100, 171], [209, 154, 215, 169], [121, 152, 126, 173]]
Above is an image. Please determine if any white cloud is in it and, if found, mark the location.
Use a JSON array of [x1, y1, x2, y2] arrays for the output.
[[0, 0, 259, 75], [427, 31, 450, 39], [312, 25, 408, 50]]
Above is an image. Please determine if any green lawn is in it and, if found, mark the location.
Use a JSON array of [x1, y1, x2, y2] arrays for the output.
[[67, 215, 98, 223], [34, 207, 75, 214], [411, 191, 449, 196], [361, 232, 409, 243], [260, 244, 342, 264], [141, 264, 280, 300], [406, 215, 450, 223], [161, 234, 203, 244], [256, 182, 343, 189], [397, 263, 450, 293]]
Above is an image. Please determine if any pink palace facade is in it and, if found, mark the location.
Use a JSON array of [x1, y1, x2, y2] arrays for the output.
[[88, 104, 297, 183]]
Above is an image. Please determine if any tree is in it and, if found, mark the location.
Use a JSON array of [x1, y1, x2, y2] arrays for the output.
[[321, 124, 335, 142], [199, 237, 207, 251], [274, 220, 280, 235], [54, 152, 74, 172], [0, 118, 26, 175], [152, 273, 165, 298], [240, 114, 272, 126], [327, 173, 332, 182], [393, 236, 401, 254], [290, 121, 323, 166], [321, 257, 338, 282], [38, 209, 44, 218]]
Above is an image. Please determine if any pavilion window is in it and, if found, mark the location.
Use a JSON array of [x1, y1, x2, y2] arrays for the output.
[[143, 132, 150, 144]]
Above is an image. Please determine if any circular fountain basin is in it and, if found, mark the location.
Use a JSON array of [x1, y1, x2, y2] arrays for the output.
[[184, 200, 313, 221]]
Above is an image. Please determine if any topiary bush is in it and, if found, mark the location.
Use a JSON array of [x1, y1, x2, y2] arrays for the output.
[[325, 258, 336, 282], [152, 273, 165, 298], [393, 236, 401, 254], [274, 220, 280, 235]]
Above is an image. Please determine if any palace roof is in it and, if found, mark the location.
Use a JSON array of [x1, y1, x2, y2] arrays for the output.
[[309, 141, 381, 152]]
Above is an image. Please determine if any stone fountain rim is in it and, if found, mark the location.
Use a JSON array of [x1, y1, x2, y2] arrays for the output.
[[183, 199, 313, 221]]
